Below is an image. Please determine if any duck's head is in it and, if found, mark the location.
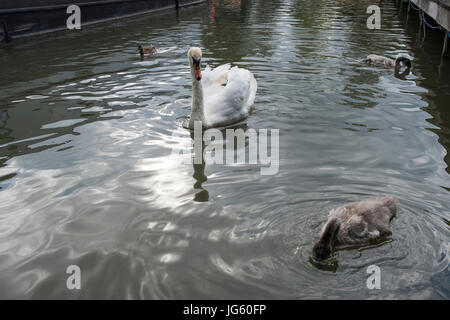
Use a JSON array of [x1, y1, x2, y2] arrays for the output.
[[188, 47, 202, 81]]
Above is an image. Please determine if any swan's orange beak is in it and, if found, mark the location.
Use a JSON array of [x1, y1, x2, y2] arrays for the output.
[[193, 58, 202, 81], [194, 64, 202, 81]]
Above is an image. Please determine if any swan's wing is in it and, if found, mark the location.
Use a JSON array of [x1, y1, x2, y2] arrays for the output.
[[202, 63, 231, 89], [229, 66, 257, 111], [205, 66, 256, 112], [203, 66, 257, 127]]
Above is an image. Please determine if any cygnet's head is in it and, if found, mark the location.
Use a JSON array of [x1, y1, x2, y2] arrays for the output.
[[312, 243, 332, 261]]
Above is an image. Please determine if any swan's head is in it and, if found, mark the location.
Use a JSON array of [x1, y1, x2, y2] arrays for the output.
[[188, 47, 202, 81]]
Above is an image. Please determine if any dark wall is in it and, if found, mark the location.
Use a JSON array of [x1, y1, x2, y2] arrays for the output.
[[0, 0, 177, 10], [0, 0, 204, 41]]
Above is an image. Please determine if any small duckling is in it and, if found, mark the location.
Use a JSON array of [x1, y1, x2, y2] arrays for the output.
[[313, 196, 398, 261], [138, 44, 157, 57], [364, 54, 411, 69]]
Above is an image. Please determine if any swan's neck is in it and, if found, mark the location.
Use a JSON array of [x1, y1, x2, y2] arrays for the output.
[[189, 79, 205, 129]]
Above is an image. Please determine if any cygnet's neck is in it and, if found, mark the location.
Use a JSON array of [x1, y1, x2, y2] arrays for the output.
[[319, 218, 340, 247]]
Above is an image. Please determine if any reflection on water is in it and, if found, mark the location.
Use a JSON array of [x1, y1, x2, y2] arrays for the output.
[[190, 130, 209, 202], [0, 0, 449, 299]]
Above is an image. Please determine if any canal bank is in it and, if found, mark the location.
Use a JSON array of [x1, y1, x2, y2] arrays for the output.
[[0, 0, 205, 42], [397, 0, 450, 57]]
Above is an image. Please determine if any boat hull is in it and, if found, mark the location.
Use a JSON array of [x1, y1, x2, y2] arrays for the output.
[[0, 0, 205, 42]]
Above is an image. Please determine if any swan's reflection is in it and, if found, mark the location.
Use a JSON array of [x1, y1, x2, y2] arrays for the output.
[[188, 122, 249, 202], [191, 130, 209, 202]]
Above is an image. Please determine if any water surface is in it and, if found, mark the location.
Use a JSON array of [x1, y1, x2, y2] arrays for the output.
[[0, 0, 449, 299]]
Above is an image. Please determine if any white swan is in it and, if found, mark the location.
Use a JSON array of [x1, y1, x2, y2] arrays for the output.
[[187, 47, 257, 129]]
